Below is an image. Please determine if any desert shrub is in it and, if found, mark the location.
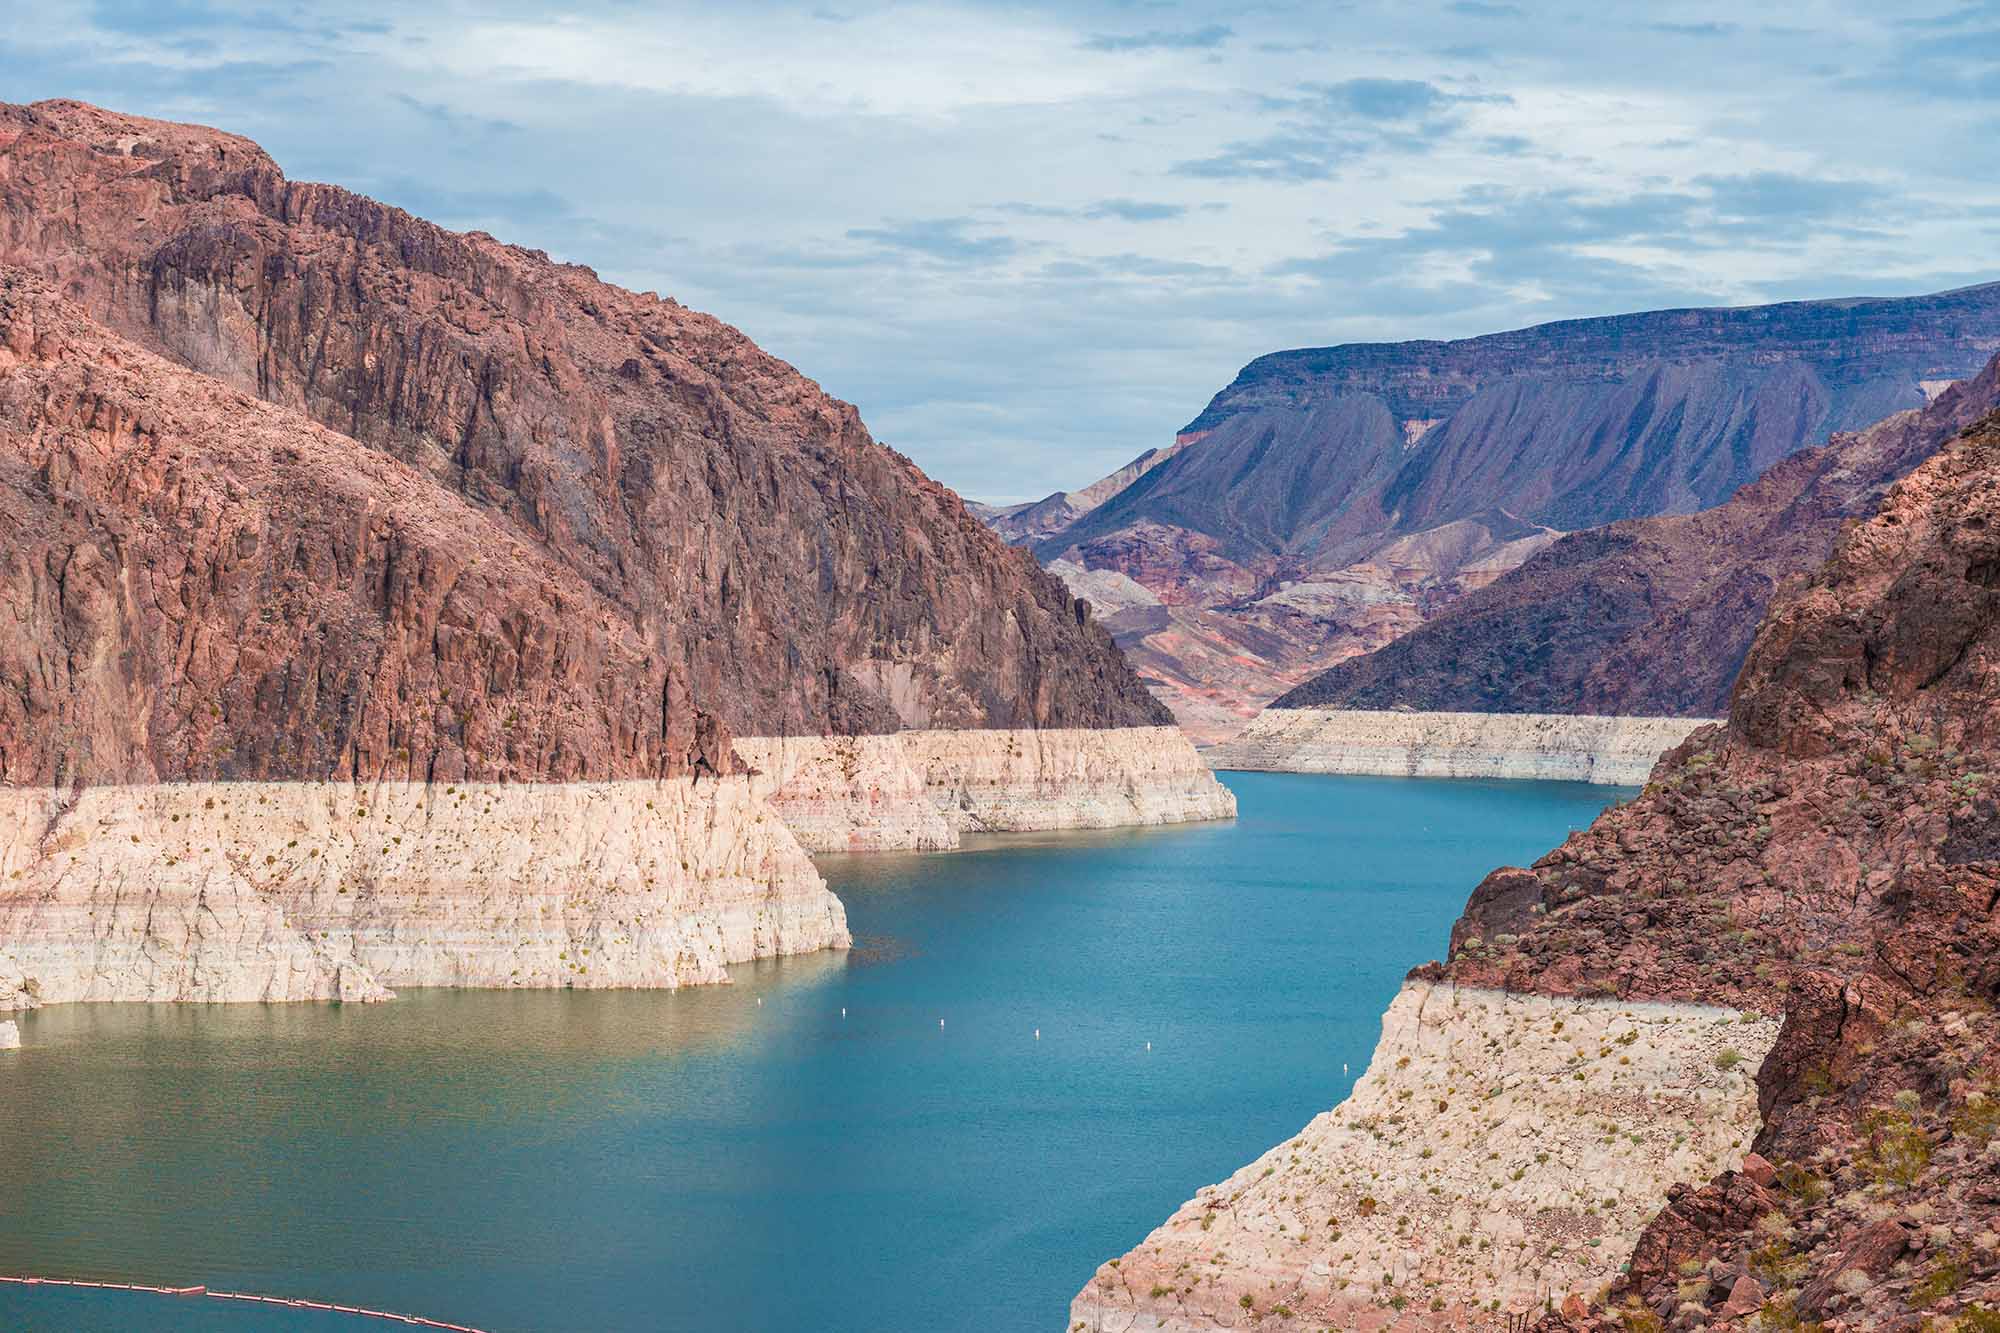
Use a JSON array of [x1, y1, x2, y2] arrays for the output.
[[1858, 1107, 1933, 1188], [1913, 1249, 1972, 1306]]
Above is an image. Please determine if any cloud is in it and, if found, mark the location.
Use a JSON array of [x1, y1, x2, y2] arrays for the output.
[[1696, 171, 1896, 232], [997, 198, 1189, 222], [845, 217, 1021, 265], [9, 0, 2000, 500], [1081, 24, 1233, 53], [1175, 78, 1480, 181], [1647, 21, 1740, 37]]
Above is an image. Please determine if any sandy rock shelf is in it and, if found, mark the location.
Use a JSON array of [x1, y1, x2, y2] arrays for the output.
[[736, 726, 1237, 852], [1206, 710, 1716, 786], [0, 776, 848, 1007]]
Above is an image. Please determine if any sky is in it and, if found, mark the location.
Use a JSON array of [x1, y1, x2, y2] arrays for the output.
[[8, 2, 2000, 501]]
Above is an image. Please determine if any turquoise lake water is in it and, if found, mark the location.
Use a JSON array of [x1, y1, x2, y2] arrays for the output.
[[0, 772, 1626, 1332]]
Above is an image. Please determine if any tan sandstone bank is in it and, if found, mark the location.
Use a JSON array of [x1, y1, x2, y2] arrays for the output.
[[1205, 710, 1715, 786], [735, 726, 1237, 852], [0, 777, 848, 1009], [1070, 982, 1778, 1331]]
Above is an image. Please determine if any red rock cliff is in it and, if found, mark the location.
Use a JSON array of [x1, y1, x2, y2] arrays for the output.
[[0, 98, 1170, 794]]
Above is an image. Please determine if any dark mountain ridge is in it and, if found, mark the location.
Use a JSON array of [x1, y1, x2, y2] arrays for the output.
[[1276, 350, 2000, 717], [1053, 283, 2000, 568]]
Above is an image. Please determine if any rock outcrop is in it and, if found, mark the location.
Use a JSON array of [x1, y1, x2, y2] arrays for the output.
[[1077, 407, 2000, 1328], [985, 290, 2000, 739], [1277, 351, 2000, 720], [0, 99, 1231, 1006], [1205, 709, 1713, 785]]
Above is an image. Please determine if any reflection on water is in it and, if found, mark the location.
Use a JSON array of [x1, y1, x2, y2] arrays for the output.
[[0, 773, 1627, 1333]]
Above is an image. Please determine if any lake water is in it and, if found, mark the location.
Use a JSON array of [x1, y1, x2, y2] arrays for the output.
[[0, 772, 1625, 1332]]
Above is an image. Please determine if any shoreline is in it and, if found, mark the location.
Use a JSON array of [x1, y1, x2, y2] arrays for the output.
[[1203, 708, 1717, 786]]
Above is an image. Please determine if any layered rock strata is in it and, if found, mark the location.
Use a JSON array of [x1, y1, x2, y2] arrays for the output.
[[1205, 710, 1715, 786], [1070, 983, 1777, 1331], [737, 727, 1234, 852], [1077, 410, 2000, 1329]]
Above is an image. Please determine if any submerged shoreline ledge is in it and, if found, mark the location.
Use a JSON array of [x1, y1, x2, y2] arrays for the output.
[[735, 725, 1238, 852], [1204, 709, 1717, 786], [1069, 981, 1779, 1331]]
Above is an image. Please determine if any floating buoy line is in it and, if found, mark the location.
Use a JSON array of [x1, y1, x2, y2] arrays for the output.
[[0, 1274, 490, 1331]]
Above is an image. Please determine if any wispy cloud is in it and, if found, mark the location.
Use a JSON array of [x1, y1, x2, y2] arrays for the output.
[[1081, 24, 1233, 52], [846, 217, 1021, 265], [5, 0, 1996, 499]]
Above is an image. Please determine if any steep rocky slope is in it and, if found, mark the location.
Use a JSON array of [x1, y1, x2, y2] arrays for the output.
[[1273, 352, 2000, 720], [0, 99, 1231, 867], [997, 289, 2000, 739], [0, 270, 844, 1004], [1075, 409, 2000, 1330]]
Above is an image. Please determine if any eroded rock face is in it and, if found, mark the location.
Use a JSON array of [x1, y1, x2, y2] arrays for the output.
[[1070, 984, 1775, 1332], [0, 270, 847, 1005], [0, 268, 719, 788], [1424, 413, 2000, 1326], [0, 101, 1225, 1007], [1081, 410, 2000, 1329], [0, 98, 1228, 1009], [0, 98, 1171, 767], [0, 777, 844, 1005]]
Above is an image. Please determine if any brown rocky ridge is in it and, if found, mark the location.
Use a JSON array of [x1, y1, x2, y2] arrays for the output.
[[0, 98, 1174, 758], [985, 288, 2000, 741], [1073, 406, 2000, 1330], [0, 100, 1231, 1007]]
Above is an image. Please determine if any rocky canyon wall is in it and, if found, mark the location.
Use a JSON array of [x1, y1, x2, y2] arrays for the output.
[[0, 99, 1229, 1011], [0, 776, 843, 1007]]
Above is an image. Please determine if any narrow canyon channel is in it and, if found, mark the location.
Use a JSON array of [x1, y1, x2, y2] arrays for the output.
[[0, 773, 1626, 1332]]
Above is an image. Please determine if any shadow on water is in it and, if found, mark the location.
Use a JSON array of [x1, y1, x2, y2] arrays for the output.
[[0, 772, 1627, 1333]]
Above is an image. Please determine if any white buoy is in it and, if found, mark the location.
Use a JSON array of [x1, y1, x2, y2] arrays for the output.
[[841, 1007, 847, 1018], [1034, 1028, 1040, 1040], [1343, 1062, 1349, 1075], [1145, 1041, 1152, 1051], [756, 997, 762, 1007], [939, 1018, 945, 1029]]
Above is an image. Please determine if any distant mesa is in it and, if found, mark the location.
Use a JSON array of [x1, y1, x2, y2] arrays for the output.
[[977, 283, 2000, 742]]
